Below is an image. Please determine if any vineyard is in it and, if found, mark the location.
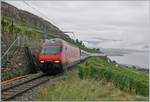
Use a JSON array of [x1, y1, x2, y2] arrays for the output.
[[78, 57, 149, 97], [1, 16, 41, 38], [37, 60, 148, 101]]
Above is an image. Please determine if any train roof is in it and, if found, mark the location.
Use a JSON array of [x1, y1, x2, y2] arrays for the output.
[[43, 38, 78, 48], [44, 38, 63, 44]]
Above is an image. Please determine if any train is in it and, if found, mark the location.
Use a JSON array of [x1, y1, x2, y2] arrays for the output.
[[38, 38, 89, 74]]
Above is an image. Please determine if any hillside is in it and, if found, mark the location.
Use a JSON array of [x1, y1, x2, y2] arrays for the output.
[[1, 1, 63, 34], [1, 1, 69, 80], [1, 1, 99, 53], [1, 1, 99, 80], [36, 57, 149, 101]]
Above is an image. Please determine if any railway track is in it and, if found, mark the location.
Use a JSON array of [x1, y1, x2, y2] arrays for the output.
[[1, 72, 62, 101], [1, 58, 84, 101]]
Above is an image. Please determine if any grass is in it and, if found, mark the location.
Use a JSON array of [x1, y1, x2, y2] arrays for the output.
[[36, 67, 148, 101], [78, 57, 149, 96], [1, 67, 30, 81]]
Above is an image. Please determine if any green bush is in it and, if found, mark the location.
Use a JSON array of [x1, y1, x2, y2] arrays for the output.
[[78, 57, 149, 97]]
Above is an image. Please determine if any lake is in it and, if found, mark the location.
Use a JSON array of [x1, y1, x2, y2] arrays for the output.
[[108, 52, 149, 69]]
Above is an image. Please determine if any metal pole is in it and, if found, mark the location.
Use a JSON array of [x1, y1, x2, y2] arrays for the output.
[[44, 22, 47, 39], [72, 32, 76, 40], [17, 36, 20, 46]]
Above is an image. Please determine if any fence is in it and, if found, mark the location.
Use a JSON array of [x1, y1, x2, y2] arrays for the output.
[[1, 35, 43, 69]]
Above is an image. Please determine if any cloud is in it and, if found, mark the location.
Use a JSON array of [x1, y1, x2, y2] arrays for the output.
[[4, 0, 150, 51], [83, 40, 100, 45], [92, 37, 122, 42]]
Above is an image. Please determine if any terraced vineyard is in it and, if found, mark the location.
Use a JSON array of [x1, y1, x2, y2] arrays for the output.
[[78, 57, 149, 97], [37, 59, 148, 101]]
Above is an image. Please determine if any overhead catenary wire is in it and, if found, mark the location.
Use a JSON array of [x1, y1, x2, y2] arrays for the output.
[[22, 0, 63, 31], [22, 0, 77, 39]]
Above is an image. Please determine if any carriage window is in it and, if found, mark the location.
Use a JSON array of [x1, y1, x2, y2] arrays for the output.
[[41, 46, 62, 54]]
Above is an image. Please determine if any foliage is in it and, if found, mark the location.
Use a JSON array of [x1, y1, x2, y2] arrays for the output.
[[74, 38, 99, 53], [78, 57, 149, 96], [37, 71, 148, 101], [1, 16, 39, 38], [2, 16, 99, 53], [1, 67, 30, 81]]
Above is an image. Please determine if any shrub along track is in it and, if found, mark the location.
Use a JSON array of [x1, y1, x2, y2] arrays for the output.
[[1, 72, 64, 101], [78, 57, 149, 97], [1, 53, 89, 101]]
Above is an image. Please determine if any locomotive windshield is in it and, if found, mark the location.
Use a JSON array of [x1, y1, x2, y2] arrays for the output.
[[41, 46, 62, 54]]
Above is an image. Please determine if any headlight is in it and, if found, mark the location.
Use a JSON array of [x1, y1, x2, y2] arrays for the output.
[[54, 60, 60, 63], [40, 60, 44, 63]]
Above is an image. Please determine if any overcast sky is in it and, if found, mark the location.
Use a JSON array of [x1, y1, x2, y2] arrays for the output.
[[4, 0, 150, 51]]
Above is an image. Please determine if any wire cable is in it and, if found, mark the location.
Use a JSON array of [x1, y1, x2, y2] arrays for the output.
[[22, 0, 77, 39], [22, 0, 62, 31]]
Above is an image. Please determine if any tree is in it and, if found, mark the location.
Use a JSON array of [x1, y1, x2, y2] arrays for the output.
[[132, 65, 136, 69], [79, 41, 83, 45], [76, 39, 79, 44], [96, 48, 100, 51]]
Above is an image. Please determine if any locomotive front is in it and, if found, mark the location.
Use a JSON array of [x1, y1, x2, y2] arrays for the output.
[[38, 39, 64, 74]]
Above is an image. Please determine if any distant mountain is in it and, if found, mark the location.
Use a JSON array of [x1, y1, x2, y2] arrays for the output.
[[100, 48, 148, 56], [119, 63, 149, 73]]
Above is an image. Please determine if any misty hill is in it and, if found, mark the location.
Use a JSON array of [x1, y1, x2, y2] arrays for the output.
[[100, 48, 147, 56]]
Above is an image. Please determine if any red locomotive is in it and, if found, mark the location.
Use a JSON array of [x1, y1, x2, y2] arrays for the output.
[[38, 38, 81, 74]]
